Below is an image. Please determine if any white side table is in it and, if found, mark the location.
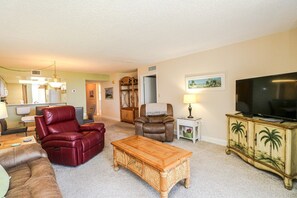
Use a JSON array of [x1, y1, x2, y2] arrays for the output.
[[177, 117, 202, 143]]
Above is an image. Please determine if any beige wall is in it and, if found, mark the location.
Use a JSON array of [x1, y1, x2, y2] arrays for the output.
[[138, 28, 297, 145], [6, 83, 23, 104], [59, 71, 108, 110], [101, 72, 137, 121]]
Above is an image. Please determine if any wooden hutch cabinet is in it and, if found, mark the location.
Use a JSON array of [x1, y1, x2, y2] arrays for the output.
[[119, 76, 139, 123], [226, 114, 297, 190]]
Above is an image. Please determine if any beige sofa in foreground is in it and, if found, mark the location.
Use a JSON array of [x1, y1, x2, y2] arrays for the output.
[[0, 143, 62, 198]]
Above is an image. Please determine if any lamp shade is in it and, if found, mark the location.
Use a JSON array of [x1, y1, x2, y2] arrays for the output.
[[48, 79, 63, 88], [0, 102, 8, 119], [183, 94, 198, 104]]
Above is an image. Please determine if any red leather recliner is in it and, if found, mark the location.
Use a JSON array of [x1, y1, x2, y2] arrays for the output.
[[35, 105, 105, 166]]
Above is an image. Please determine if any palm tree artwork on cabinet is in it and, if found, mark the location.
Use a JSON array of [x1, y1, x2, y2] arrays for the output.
[[260, 127, 282, 158], [256, 127, 284, 171], [231, 121, 245, 143], [230, 120, 247, 154]]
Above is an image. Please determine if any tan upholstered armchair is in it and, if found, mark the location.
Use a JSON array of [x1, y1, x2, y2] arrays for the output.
[[134, 103, 174, 142]]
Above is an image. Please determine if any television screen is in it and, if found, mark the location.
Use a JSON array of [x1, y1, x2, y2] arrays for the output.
[[236, 72, 297, 121]]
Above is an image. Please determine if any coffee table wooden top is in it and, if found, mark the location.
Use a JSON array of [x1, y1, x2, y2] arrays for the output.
[[0, 135, 36, 150], [111, 135, 192, 172]]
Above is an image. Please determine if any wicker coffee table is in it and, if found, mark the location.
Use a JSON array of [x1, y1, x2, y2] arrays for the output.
[[111, 135, 192, 198]]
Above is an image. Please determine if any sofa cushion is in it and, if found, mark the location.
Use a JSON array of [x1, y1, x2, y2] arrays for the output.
[[5, 176, 61, 198], [47, 120, 80, 134], [43, 106, 80, 134], [143, 133, 166, 142], [0, 165, 10, 198], [148, 116, 164, 123], [143, 123, 166, 133], [43, 106, 77, 125], [0, 143, 48, 170], [7, 157, 56, 190]]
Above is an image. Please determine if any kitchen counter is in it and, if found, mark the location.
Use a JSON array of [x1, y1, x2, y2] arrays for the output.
[[6, 103, 67, 128]]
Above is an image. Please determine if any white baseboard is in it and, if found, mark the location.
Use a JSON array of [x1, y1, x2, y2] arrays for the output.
[[201, 135, 227, 146], [100, 115, 121, 121], [174, 129, 227, 146]]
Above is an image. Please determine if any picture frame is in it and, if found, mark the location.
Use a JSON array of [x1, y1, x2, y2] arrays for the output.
[[105, 87, 113, 99], [89, 90, 94, 98], [185, 73, 225, 92]]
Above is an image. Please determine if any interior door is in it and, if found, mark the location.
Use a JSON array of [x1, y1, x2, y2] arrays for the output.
[[86, 82, 98, 117], [143, 75, 157, 104]]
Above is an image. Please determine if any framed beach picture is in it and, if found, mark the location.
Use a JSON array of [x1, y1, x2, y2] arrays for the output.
[[185, 73, 225, 92], [105, 87, 113, 99]]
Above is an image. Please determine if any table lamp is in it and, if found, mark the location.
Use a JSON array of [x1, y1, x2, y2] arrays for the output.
[[0, 102, 8, 135], [183, 94, 198, 118]]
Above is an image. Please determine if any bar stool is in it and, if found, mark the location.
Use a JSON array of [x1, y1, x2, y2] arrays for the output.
[[16, 106, 31, 131], [16, 106, 31, 117]]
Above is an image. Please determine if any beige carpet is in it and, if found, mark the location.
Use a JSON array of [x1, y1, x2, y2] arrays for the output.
[[53, 118, 297, 198]]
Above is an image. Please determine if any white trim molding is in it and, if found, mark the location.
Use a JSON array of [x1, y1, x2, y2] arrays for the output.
[[201, 135, 227, 146]]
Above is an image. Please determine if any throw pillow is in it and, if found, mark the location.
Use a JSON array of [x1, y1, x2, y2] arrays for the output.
[[0, 164, 10, 197]]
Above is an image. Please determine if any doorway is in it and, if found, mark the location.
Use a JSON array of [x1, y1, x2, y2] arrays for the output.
[[143, 75, 157, 104], [85, 81, 101, 118]]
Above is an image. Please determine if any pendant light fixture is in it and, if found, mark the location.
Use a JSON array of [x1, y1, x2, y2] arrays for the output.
[[48, 61, 63, 88]]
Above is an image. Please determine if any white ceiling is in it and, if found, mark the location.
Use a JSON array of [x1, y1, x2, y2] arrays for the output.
[[0, 0, 297, 74]]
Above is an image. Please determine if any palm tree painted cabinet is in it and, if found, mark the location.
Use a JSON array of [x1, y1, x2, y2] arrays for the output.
[[226, 114, 297, 190], [228, 118, 249, 156]]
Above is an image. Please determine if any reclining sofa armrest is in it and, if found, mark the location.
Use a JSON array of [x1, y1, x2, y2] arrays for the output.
[[80, 123, 105, 133], [134, 116, 149, 123], [163, 116, 174, 123], [35, 115, 49, 140], [0, 143, 47, 170], [41, 132, 83, 143]]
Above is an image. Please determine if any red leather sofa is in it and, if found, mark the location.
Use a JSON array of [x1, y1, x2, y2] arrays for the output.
[[35, 105, 105, 166]]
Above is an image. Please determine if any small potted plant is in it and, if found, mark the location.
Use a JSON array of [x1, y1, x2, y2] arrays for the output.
[[183, 127, 193, 138]]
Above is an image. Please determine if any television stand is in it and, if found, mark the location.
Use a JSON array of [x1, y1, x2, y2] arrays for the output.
[[226, 113, 297, 190], [259, 117, 283, 123]]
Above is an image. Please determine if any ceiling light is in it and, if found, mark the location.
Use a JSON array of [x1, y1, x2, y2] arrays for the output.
[[19, 79, 48, 85], [48, 61, 63, 88], [31, 76, 46, 80]]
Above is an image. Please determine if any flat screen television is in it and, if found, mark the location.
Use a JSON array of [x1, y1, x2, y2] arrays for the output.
[[236, 72, 297, 122]]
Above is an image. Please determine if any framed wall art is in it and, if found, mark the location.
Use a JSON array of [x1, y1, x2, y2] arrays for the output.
[[105, 87, 113, 99], [89, 90, 94, 98], [185, 73, 225, 92]]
